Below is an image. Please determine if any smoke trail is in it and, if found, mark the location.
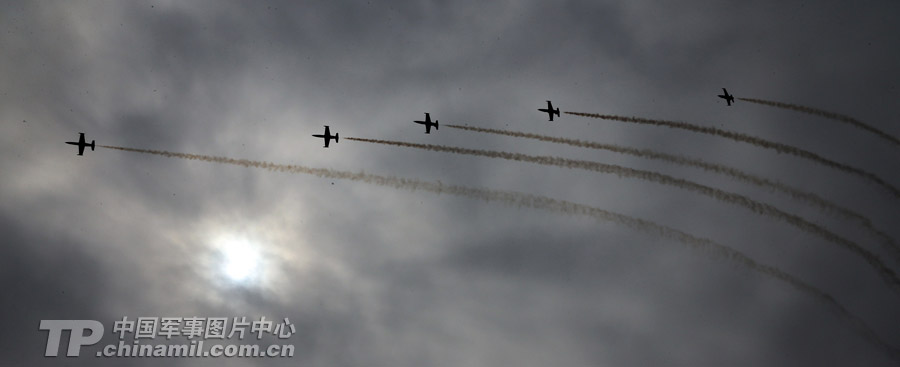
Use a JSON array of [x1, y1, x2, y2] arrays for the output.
[[345, 137, 900, 293], [445, 124, 900, 263], [738, 97, 900, 148], [101, 144, 900, 359], [564, 112, 900, 199]]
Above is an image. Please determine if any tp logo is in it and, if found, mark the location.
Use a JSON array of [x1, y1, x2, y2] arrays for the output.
[[39, 320, 104, 357]]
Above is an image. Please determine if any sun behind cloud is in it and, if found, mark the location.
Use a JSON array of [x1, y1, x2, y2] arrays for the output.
[[214, 234, 265, 286]]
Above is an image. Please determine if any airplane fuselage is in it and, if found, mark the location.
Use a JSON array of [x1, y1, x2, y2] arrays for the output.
[[66, 133, 95, 155], [539, 101, 560, 121], [312, 126, 338, 147], [718, 88, 734, 106], [414, 113, 438, 134]]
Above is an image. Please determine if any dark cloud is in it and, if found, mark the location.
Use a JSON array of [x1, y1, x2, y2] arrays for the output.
[[2, 0, 899, 366], [0, 214, 110, 366]]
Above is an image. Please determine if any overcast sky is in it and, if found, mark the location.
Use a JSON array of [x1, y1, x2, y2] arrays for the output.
[[2, 1, 899, 366]]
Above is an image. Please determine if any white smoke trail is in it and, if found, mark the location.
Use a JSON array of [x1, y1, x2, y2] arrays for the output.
[[100, 144, 900, 359], [564, 112, 900, 199], [445, 123, 899, 261], [345, 137, 900, 293], [738, 97, 900, 147]]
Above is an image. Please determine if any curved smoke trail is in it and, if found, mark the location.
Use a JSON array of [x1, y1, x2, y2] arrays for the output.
[[345, 137, 900, 293], [100, 144, 899, 360], [564, 111, 900, 199], [738, 97, 900, 148], [444, 123, 900, 263]]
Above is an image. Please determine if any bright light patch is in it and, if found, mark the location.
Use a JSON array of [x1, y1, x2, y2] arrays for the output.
[[217, 236, 262, 283]]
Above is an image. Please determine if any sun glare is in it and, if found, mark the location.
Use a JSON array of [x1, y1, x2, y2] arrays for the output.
[[217, 236, 262, 284]]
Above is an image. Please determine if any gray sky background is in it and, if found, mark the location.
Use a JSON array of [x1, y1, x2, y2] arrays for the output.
[[2, 1, 899, 366]]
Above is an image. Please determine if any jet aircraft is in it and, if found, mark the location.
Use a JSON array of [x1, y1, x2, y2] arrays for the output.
[[538, 100, 560, 121], [414, 113, 439, 134], [312, 125, 339, 147], [65, 132, 95, 155], [718, 88, 735, 106]]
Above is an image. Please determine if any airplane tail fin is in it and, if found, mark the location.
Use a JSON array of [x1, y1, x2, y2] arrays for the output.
[[90, 140, 95, 151], [335, 133, 339, 143], [554, 108, 560, 117]]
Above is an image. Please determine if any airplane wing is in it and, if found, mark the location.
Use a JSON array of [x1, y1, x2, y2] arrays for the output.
[[324, 126, 330, 136], [79, 133, 86, 145], [722, 88, 729, 96], [424, 113, 431, 123], [547, 101, 553, 110], [78, 144, 85, 155]]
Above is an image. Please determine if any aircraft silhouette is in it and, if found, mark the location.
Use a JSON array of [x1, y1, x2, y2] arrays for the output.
[[718, 88, 735, 106], [65, 132, 95, 155], [414, 113, 439, 134], [312, 125, 339, 147], [538, 100, 560, 121]]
